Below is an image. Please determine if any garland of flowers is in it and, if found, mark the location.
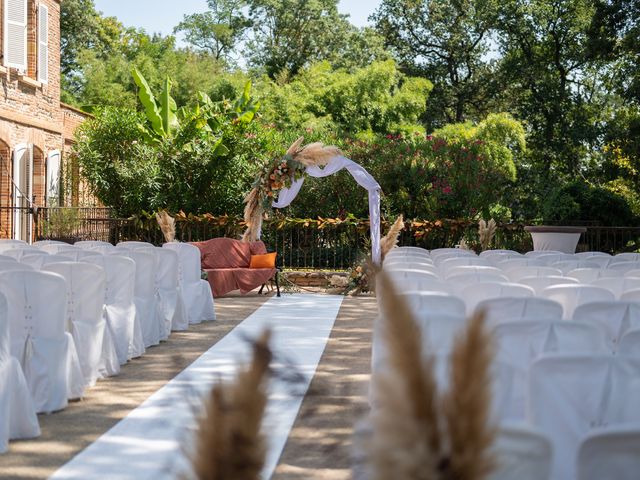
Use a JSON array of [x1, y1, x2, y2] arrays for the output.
[[242, 137, 342, 242]]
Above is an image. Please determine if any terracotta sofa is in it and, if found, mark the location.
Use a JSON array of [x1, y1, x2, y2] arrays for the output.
[[191, 237, 280, 297]]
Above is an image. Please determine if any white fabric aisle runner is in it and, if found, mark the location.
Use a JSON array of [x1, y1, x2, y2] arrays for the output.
[[50, 293, 344, 480]]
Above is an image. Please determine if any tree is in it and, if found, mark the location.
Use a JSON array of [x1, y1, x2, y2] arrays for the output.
[[60, 0, 121, 102], [496, 0, 602, 176], [174, 0, 250, 61], [371, 0, 501, 127], [246, 0, 354, 77]]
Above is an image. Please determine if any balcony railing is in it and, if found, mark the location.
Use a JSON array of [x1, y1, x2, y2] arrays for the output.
[[12, 208, 639, 270]]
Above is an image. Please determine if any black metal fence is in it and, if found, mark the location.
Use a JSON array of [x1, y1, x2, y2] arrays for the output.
[[12, 207, 640, 270]]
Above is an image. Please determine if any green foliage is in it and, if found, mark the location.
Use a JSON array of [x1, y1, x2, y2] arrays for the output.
[[259, 60, 432, 134], [542, 181, 637, 226], [75, 71, 262, 216]]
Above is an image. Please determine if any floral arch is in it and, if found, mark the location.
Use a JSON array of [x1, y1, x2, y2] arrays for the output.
[[242, 138, 382, 264]]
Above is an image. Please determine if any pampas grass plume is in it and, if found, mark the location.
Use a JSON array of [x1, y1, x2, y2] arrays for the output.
[[156, 210, 176, 243], [191, 330, 272, 480], [478, 219, 497, 252], [380, 215, 405, 260]]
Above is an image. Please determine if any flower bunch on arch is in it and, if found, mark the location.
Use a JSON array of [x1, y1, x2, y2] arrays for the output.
[[242, 137, 342, 242]]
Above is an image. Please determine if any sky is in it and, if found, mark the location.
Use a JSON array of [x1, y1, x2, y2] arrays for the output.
[[93, 0, 381, 40]]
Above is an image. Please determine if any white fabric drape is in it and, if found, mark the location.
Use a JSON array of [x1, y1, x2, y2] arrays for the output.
[[272, 155, 382, 264]]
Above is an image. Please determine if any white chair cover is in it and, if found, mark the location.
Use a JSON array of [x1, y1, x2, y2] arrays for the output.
[[113, 250, 160, 348], [83, 255, 137, 364], [116, 241, 155, 250], [619, 328, 640, 355], [574, 251, 611, 258], [624, 269, 640, 278], [430, 247, 475, 257], [611, 252, 640, 263], [0, 254, 17, 262], [371, 313, 466, 373], [541, 284, 615, 319], [0, 270, 85, 412], [0, 241, 27, 254], [43, 262, 118, 386], [74, 240, 113, 250], [38, 244, 81, 254], [567, 268, 620, 283], [88, 245, 116, 255], [384, 253, 433, 264], [462, 282, 534, 315], [498, 258, 546, 270], [478, 296, 563, 327], [577, 426, 640, 480], [529, 355, 640, 480], [438, 256, 491, 269], [385, 247, 430, 260], [621, 288, 640, 302], [536, 253, 575, 265], [504, 266, 563, 282], [446, 273, 511, 296], [62, 249, 103, 261], [592, 277, 640, 299], [444, 265, 504, 279], [153, 247, 187, 338], [386, 269, 452, 293], [33, 240, 67, 246], [580, 256, 614, 268], [480, 249, 520, 257], [0, 262, 33, 272], [495, 320, 607, 420], [609, 261, 640, 273], [20, 253, 71, 269], [489, 424, 552, 480], [2, 247, 42, 260], [383, 261, 438, 275], [518, 275, 579, 295], [398, 291, 466, 318], [384, 262, 439, 275], [431, 251, 477, 265], [162, 243, 215, 325], [552, 260, 600, 275], [0, 291, 40, 452], [525, 250, 564, 257], [573, 301, 640, 353]]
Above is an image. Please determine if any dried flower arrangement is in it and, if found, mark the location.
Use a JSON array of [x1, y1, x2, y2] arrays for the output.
[[156, 210, 176, 243], [380, 215, 405, 260], [242, 137, 342, 242], [478, 219, 497, 252], [358, 272, 497, 480], [189, 330, 272, 480]]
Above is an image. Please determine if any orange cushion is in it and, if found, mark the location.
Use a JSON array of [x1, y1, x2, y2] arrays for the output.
[[249, 252, 276, 269]]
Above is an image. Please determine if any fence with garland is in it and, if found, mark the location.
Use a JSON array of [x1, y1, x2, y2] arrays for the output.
[[32, 207, 640, 270]]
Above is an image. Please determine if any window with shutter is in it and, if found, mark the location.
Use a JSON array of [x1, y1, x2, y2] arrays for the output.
[[3, 0, 27, 70], [37, 3, 47, 83]]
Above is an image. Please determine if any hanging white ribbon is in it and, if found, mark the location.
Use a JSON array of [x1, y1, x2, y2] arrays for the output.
[[272, 156, 382, 264]]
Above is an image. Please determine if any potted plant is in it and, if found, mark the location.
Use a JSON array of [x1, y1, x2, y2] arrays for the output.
[[40, 208, 82, 244]]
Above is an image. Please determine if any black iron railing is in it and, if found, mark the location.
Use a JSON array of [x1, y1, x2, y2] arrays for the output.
[[3, 207, 636, 269]]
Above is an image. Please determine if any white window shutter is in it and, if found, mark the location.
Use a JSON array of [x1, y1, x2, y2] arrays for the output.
[[3, 0, 27, 70], [37, 3, 48, 83]]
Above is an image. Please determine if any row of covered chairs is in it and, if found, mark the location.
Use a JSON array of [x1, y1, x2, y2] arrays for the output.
[[375, 246, 640, 480], [0, 239, 215, 452]]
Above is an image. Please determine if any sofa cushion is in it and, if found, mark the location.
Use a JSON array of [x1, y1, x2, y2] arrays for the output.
[[250, 253, 276, 269]]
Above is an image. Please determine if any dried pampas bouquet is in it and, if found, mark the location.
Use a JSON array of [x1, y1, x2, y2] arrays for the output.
[[242, 137, 342, 242], [356, 271, 496, 480], [380, 215, 405, 260], [156, 210, 176, 243], [478, 219, 497, 252], [189, 330, 272, 480]]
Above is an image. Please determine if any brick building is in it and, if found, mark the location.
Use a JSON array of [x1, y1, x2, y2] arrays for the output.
[[0, 0, 88, 241]]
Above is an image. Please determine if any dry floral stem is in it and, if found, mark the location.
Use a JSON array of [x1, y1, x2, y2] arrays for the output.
[[191, 330, 272, 480], [365, 272, 497, 480], [156, 210, 176, 243], [380, 215, 405, 260]]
